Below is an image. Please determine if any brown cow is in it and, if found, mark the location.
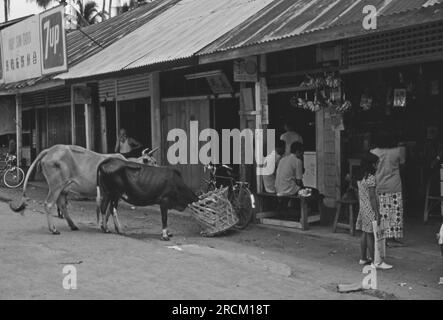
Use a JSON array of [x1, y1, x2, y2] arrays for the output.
[[10, 145, 126, 234]]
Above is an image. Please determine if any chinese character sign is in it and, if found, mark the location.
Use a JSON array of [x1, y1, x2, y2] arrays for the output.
[[1, 15, 42, 83], [40, 5, 67, 75]]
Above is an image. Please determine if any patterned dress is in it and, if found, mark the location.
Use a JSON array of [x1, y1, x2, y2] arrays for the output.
[[356, 175, 377, 233], [378, 192, 403, 239]]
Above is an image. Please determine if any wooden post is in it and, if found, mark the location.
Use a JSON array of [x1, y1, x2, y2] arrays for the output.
[[100, 104, 107, 153], [115, 100, 120, 142], [70, 86, 76, 145], [150, 72, 162, 164], [84, 103, 91, 150], [300, 198, 309, 231], [15, 94, 22, 167], [255, 54, 266, 194]]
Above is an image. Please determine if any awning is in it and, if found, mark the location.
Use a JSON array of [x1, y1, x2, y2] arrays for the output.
[[198, 0, 443, 63], [56, 0, 274, 80]]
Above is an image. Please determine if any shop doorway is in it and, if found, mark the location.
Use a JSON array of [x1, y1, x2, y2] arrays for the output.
[[119, 98, 151, 150], [268, 93, 316, 152]]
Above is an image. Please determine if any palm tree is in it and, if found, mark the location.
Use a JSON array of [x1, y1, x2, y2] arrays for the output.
[[28, 0, 54, 9], [76, 0, 105, 27]]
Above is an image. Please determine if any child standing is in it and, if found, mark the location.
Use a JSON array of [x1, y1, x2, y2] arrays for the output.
[[356, 153, 393, 270]]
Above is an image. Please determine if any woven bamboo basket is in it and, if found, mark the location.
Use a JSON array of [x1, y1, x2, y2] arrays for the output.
[[188, 187, 238, 237]]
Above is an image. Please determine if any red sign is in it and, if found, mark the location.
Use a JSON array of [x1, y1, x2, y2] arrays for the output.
[[40, 6, 67, 75]]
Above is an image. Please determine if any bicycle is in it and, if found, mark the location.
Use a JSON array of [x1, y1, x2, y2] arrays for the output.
[[0, 154, 25, 188], [201, 163, 255, 229]]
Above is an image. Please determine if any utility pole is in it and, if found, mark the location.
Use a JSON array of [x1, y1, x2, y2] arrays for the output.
[[4, 0, 8, 22]]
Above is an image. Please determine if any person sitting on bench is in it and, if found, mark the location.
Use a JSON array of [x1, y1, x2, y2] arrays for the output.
[[262, 140, 285, 194], [275, 142, 304, 197]]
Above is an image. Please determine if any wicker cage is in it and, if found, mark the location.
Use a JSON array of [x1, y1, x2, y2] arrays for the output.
[[188, 187, 239, 237]]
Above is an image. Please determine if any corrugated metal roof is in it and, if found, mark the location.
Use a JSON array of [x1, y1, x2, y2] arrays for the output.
[[0, 0, 179, 92], [199, 0, 443, 56], [57, 0, 274, 80]]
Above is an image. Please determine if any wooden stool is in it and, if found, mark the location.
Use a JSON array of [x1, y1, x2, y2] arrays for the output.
[[333, 198, 358, 236], [423, 167, 443, 223]]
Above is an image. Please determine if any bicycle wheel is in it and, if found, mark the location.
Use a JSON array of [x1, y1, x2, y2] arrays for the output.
[[3, 167, 25, 188], [230, 186, 254, 229]]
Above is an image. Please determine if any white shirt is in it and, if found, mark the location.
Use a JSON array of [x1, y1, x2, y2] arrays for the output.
[[262, 151, 282, 194], [275, 154, 303, 196]]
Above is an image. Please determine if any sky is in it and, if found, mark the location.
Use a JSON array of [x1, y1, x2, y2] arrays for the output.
[[0, 0, 128, 23]]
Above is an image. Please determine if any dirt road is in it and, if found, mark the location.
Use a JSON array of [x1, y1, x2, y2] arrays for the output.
[[0, 186, 442, 300]]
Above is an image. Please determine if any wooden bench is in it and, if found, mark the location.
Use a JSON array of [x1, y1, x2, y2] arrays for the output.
[[256, 191, 324, 231]]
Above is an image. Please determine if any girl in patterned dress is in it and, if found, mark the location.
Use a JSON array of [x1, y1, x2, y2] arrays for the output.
[[356, 153, 393, 269]]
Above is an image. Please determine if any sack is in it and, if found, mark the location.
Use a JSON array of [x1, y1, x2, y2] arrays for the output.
[[372, 221, 386, 264]]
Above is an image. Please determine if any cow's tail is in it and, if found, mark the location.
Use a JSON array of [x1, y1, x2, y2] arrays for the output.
[[9, 149, 49, 213], [96, 165, 103, 225]]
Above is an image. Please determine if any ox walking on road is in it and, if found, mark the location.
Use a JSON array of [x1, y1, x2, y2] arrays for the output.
[[97, 158, 198, 240], [10, 145, 125, 234]]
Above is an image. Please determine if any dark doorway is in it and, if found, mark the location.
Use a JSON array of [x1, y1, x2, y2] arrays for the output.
[[119, 98, 151, 150]]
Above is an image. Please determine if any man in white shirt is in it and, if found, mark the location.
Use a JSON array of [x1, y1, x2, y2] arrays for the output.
[[115, 128, 142, 158], [262, 140, 285, 193], [280, 122, 303, 156], [276, 142, 304, 197]]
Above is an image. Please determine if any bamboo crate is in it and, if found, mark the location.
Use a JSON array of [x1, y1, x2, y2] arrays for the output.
[[189, 187, 238, 237]]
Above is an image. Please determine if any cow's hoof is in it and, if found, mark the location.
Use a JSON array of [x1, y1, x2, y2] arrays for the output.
[[70, 226, 79, 231], [101, 226, 111, 234], [161, 235, 170, 241], [51, 230, 60, 235], [167, 231, 173, 238]]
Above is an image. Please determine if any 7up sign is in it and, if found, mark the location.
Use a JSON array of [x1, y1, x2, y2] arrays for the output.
[[40, 5, 67, 75]]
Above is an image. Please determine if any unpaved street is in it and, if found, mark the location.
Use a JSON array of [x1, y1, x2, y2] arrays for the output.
[[0, 186, 442, 300]]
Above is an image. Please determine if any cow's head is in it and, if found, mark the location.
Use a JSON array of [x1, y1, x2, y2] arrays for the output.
[[141, 147, 158, 166]]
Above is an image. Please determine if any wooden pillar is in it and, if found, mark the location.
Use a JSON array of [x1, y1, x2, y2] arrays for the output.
[[100, 104, 107, 153], [316, 109, 325, 195], [70, 86, 76, 145], [115, 100, 120, 142], [15, 94, 22, 167], [255, 54, 267, 194], [35, 109, 40, 155], [84, 103, 91, 150], [150, 72, 162, 164]]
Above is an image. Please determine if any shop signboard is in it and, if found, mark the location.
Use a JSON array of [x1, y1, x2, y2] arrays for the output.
[[40, 5, 68, 75], [234, 57, 258, 82], [303, 152, 317, 189], [0, 5, 67, 84], [1, 15, 42, 83]]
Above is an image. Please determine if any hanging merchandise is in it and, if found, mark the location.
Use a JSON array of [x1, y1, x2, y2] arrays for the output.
[[393, 88, 407, 107], [292, 72, 352, 113]]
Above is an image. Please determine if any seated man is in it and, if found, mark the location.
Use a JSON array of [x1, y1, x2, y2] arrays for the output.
[[262, 140, 285, 194], [115, 128, 142, 158], [275, 142, 304, 197]]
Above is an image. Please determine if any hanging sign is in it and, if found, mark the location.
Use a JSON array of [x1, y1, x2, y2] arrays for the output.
[[40, 5, 68, 75], [1, 15, 42, 83], [234, 56, 258, 82]]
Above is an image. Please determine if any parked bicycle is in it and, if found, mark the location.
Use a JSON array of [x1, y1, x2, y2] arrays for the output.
[[201, 163, 255, 229], [0, 154, 25, 188]]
